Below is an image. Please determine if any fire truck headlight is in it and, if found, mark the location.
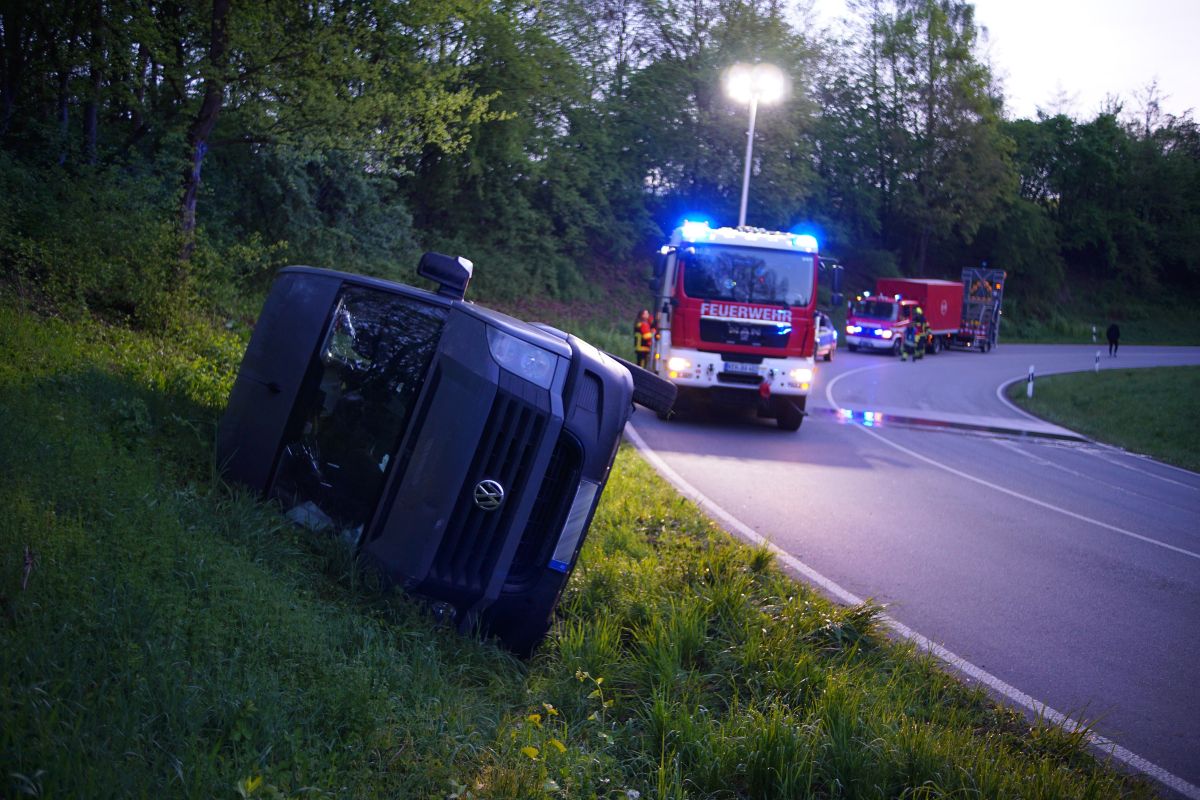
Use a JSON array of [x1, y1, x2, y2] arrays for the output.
[[878, 329, 893, 339], [487, 328, 558, 389], [846, 324, 862, 334], [667, 356, 692, 372], [789, 368, 813, 383]]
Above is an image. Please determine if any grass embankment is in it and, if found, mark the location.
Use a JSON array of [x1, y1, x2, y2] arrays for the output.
[[1009, 366, 1200, 472], [1, 301, 1153, 798], [1001, 291, 1200, 346]]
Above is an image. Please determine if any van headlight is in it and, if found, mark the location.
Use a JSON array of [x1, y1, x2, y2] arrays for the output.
[[666, 356, 692, 372], [487, 328, 558, 388]]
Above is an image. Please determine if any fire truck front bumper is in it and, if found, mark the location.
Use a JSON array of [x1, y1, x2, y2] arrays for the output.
[[662, 348, 813, 397], [845, 330, 897, 350]]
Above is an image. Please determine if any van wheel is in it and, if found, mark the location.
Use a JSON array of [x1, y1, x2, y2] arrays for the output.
[[823, 348, 833, 362], [606, 353, 678, 415]]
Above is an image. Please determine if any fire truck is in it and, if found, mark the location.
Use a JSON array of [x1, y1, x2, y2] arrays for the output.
[[845, 278, 963, 356], [648, 221, 820, 431]]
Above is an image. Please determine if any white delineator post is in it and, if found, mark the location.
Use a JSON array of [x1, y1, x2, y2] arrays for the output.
[[1095, 351, 1101, 373], [1027, 365, 1035, 398]]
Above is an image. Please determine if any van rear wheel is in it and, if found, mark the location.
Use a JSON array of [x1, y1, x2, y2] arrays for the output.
[[606, 353, 678, 416]]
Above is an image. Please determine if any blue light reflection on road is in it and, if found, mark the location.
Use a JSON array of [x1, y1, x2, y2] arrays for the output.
[[827, 407, 1085, 441]]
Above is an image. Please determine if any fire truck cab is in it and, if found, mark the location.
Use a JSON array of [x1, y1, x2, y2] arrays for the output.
[[649, 221, 820, 431]]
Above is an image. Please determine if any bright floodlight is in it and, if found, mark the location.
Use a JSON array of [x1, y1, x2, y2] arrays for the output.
[[725, 63, 787, 105], [725, 62, 789, 227]]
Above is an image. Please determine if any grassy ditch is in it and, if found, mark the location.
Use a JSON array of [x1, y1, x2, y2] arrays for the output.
[[0, 300, 1154, 798], [1008, 365, 1200, 472]]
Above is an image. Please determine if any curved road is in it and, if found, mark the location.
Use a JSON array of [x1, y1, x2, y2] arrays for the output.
[[626, 344, 1200, 795]]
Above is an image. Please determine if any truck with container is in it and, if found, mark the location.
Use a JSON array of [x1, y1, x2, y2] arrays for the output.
[[845, 278, 963, 355], [648, 220, 821, 431]]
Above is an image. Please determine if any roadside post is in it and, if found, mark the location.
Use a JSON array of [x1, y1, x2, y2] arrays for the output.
[[1092, 325, 1097, 344], [1027, 365, 1035, 398], [1095, 351, 1101, 373]]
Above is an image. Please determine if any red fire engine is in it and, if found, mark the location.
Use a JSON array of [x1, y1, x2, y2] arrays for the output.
[[649, 221, 819, 431]]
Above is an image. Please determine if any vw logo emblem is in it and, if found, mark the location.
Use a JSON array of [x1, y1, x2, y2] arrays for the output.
[[473, 479, 505, 512]]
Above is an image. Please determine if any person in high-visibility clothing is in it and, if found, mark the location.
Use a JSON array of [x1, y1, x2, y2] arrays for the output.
[[900, 322, 918, 361], [913, 307, 927, 360], [634, 308, 655, 369]]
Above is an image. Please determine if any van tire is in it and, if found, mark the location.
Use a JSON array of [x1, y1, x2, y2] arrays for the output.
[[606, 353, 678, 415]]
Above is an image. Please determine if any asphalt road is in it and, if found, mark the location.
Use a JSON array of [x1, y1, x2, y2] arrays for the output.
[[626, 343, 1200, 795]]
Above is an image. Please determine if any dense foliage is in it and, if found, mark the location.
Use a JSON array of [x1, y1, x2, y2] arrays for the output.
[[1, 0, 1197, 325]]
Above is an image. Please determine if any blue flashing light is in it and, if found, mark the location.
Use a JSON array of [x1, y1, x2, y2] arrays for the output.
[[792, 233, 819, 252], [681, 220, 712, 241]]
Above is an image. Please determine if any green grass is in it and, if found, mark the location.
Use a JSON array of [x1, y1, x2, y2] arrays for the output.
[[0, 298, 1154, 798], [1008, 366, 1200, 472]]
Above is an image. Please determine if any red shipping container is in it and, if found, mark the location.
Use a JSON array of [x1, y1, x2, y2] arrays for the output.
[[875, 278, 963, 334]]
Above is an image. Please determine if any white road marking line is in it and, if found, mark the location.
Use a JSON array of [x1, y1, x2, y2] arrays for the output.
[[852, 423, 1200, 560], [829, 364, 1199, 548], [997, 373, 1200, 488], [992, 439, 1181, 505], [624, 420, 1200, 800], [824, 362, 890, 411]]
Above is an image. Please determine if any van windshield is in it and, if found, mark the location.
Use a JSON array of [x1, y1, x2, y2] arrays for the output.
[[853, 300, 897, 320], [680, 244, 814, 307], [272, 286, 448, 540]]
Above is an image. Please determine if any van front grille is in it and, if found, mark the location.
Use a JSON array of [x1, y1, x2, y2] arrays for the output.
[[428, 383, 548, 594]]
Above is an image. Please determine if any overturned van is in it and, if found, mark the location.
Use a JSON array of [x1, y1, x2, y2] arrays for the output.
[[217, 253, 674, 654]]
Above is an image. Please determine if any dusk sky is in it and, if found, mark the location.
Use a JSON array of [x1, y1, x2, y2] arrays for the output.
[[811, 0, 1199, 121]]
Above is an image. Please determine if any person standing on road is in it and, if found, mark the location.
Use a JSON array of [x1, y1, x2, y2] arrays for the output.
[[900, 321, 918, 361], [1107, 322, 1120, 357]]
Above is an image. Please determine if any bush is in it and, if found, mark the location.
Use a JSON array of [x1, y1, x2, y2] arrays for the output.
[[0, 154, 183, 326]]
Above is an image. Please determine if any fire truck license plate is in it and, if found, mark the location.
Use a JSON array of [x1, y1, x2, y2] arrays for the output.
[[723, 361, 760, 375]]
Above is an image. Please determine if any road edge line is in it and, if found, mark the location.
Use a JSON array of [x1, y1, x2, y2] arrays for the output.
[[623, 420, 1200, 800], [997, 371, 1200, 480]]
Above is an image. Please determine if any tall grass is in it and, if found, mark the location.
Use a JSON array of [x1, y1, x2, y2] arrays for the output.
[[0, 298, 1154, 798]]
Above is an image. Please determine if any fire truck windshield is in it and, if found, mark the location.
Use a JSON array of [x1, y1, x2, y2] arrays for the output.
[[680, 244, 814, 307], [852, 299, 898, 320]]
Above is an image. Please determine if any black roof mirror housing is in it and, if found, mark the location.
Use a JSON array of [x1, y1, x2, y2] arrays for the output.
[[418, 251, 473, 300]]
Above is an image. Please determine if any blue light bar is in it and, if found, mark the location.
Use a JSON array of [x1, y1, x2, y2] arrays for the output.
[[681, 220, 712, 241], [792, 234, 818, 252]]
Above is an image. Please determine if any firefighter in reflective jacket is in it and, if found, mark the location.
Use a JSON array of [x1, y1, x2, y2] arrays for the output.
[[634, 309, 655, 369], [912, 307, 927, 360], [900, 322, 918, 361]]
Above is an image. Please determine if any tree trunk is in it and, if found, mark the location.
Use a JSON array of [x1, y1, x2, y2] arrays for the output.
[[179, 0, 230, 265]]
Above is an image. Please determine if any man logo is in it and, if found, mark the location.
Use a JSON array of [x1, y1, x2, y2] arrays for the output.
[[473, 479, 505, 512]]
